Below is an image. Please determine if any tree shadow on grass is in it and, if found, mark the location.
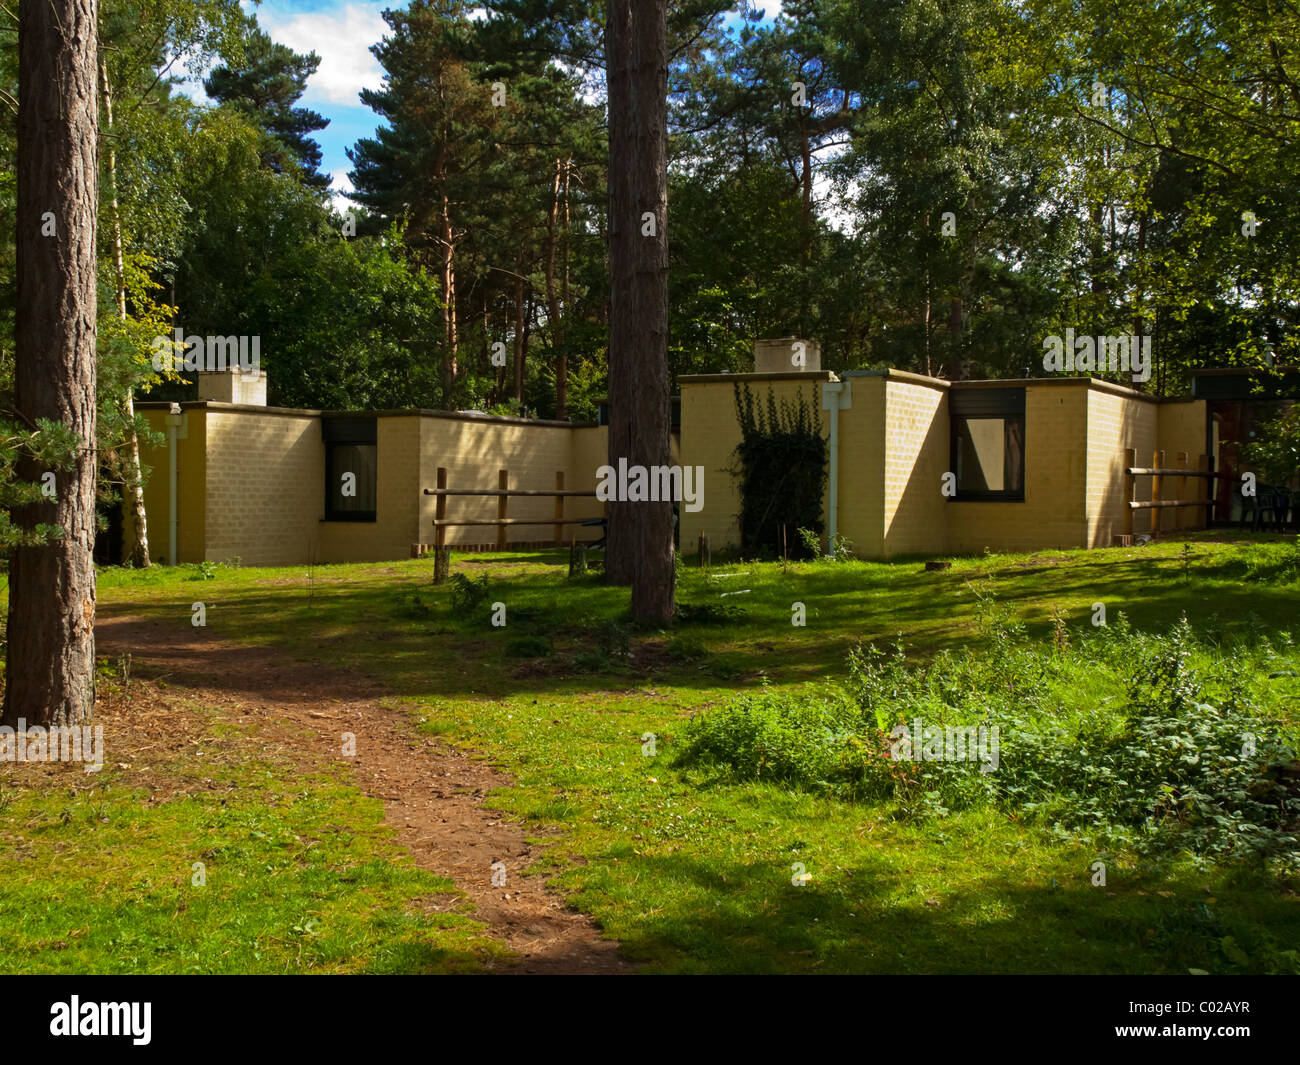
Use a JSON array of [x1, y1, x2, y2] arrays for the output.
[[576, 852, 1299, 975]]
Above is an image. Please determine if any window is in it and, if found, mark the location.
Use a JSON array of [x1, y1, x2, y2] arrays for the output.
[[323, 417, 377, 521], [949, 388, 1025, 501]]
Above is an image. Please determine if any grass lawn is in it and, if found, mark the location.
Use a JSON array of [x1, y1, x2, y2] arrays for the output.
[[3, 530, 1298, 973]]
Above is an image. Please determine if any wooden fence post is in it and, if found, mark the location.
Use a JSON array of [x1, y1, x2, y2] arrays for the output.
[[1176, 451, 1188, 532], [435, 467, 447, 549], [1198, 453, 1211, 530], [1151, 450, 1164, 538], [1123, 448, 1136, 539]]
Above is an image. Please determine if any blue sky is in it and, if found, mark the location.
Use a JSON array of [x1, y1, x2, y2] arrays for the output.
[[177, 1, 782, 207]]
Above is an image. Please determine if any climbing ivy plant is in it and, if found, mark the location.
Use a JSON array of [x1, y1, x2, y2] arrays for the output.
[[732, 382, 827, 559]]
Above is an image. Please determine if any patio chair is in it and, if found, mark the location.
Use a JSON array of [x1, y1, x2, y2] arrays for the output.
[[1241, 484, 1292, 531]]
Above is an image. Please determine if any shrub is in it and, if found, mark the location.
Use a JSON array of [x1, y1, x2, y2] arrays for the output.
[[675, 683, 872, 792], [188, 560, 218, 581], [997, 617, 1299, 864], [676, 611, 1300, 867], [448, 573, 491, 614]]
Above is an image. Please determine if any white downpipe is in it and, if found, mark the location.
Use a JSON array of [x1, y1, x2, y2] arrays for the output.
[[821, 380, 851, 554], [167, 404, 181, 565]]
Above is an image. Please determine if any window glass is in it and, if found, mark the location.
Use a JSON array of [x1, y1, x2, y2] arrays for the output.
[[325, 442, 377, 520], [952, 415, 1024, 500]]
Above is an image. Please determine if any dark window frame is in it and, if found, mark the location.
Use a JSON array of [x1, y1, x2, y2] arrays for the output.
[[322, 417, 378, 522], [949, 388, 1026, 503]]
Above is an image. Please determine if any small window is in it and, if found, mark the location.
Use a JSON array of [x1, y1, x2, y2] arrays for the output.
[[950, 388, 1025, 501], [323, 418, 377, 521]]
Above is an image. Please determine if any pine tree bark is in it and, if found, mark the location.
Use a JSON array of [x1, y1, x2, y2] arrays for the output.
[[605, 0, 674, 622], [5, 0, 100, 727]]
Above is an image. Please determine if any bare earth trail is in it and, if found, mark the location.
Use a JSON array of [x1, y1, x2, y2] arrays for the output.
[[95, 613, 630, 975]]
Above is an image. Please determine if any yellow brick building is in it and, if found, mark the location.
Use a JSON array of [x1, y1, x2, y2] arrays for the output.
[[679, 367, 1208, 557], [136, 359, 1210, 567], [137, 371, 610, 566]]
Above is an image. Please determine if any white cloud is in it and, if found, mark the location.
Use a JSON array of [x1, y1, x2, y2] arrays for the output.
[[329, 168, 357, 212], [256, 3, 387, 106], [166, 48, 209, 102]]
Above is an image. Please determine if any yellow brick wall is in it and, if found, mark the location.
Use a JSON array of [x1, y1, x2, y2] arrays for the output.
[[139, 407, 207, 565], [139, 407, 615, 564], [567, 424, 611, 542], [1155, 399, 1209, 533], [202, 408, 324, 566], [949, 384, 1090, 552], [135, 380, 1204, 568], [834, 376, 885, 557], [678, 376, 830, 552], [882, 379, 948, 555], [1084, 389, 1158, 545], [418, 415, 602, 547], [317, 415, 423, 562]]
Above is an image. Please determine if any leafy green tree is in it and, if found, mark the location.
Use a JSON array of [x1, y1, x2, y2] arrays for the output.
[[204, 14, 331, 189]]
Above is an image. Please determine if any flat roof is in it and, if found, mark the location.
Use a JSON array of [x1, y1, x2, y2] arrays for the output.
[[952, 376, 1162, 402], [677, 370, 838, 384], [135, 401, 597, 429], [682, 368, 1175, 402]]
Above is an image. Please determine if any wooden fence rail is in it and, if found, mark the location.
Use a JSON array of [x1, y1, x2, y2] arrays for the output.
[[1118, 449, 1220, 544], [422, 466, 600, 550]]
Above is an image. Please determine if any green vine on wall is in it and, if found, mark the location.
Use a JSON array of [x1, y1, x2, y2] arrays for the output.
[[731, 382, 828, 558]]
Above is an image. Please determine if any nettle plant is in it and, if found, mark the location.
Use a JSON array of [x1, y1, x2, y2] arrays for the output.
[[998, 617, 1299, 865], [677, 605, 1300, 868]]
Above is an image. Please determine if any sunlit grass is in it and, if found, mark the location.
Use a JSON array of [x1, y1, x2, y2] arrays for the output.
[[5, 531, 1298, 972]]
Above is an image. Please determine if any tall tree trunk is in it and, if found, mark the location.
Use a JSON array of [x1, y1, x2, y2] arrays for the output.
[[439, 190, 458, 398], [799, 115, 814, 335], [560, 157, 571, 417], [605, 0, 674, 623], [99, 58, 149, 568], [545, 157, 566, 419], [5, 0, 100, 727], [921, 210, 932, 377], [922, 270, 932, 377], [513, 245, 526, 402]]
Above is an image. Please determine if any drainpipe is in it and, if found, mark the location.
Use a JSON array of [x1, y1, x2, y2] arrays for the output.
[[820, 379, 851, 553], [166, 403, 182, 565]]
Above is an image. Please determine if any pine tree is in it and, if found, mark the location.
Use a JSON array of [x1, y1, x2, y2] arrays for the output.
[[5, 0, 101, 726], [204, 15, 331, 189]]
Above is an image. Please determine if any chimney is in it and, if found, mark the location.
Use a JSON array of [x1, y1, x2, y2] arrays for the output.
[[754, 337, 821, 373], [197, 366, 267, 406]]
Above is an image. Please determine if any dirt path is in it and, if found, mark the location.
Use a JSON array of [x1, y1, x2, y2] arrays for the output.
[[95, 613, 630, 975]]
